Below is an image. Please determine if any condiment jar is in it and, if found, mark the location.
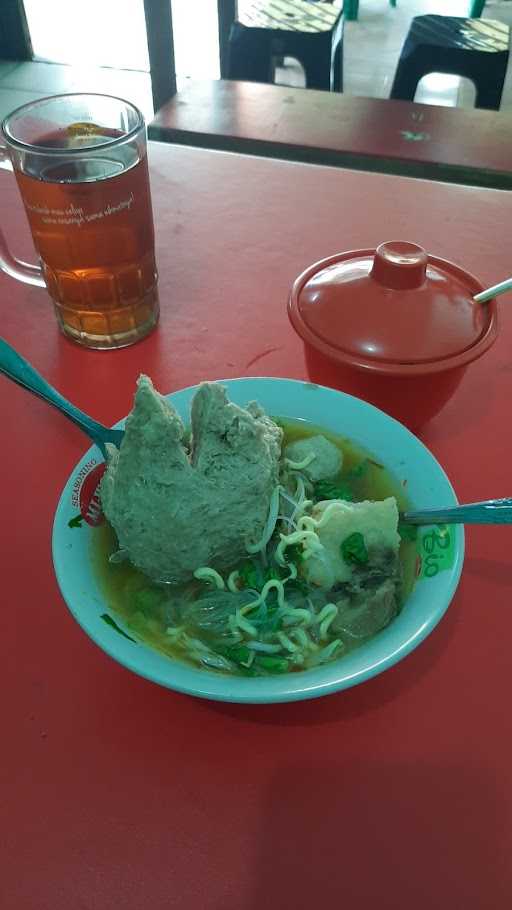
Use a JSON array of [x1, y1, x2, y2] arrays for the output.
[[287, 240, 498, 431]]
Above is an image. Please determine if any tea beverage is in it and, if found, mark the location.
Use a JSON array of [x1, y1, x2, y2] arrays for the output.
[[1, 96, 159, 349], [16, 147, 158, 347]]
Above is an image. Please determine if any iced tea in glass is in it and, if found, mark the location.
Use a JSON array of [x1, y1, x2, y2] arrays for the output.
[[0, 94, 159, 349]]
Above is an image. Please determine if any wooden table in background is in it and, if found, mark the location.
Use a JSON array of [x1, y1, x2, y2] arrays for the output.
[[150, 79, 512, 189], [2, 143, 512, 909]]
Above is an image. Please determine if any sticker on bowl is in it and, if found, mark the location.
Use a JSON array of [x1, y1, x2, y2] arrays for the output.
[[416, 525, 455, 579], [68, 460, 106, 528]]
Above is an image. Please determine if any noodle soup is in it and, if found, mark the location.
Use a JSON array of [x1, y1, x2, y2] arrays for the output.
[[93, 420, 416, 676]]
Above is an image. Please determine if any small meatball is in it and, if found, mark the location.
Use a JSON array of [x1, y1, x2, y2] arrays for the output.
[[284, 435, 342, 482]]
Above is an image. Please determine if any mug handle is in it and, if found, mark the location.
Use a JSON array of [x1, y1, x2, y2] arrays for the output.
[[0, 142, 46, 288]]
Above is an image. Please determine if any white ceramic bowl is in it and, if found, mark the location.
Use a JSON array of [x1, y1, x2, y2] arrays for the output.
[[52, 378, 464, 703]]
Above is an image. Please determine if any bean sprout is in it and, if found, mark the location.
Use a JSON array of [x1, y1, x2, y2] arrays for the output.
[[291, 628, 319, 652], [247, 641, 282, 653], [276, 513, 297, 531], [246, 485, 281, 554], [294, 473, 306, 502], [200, 653, 235, 671], [292, 628, 310, 648], [235, 613, 258, 636], [314, 639, 343, 663], [279, 489, 301, 517], [281, 608, 312, 627], [290, 475, 307, 524], [277, 631, 297, 652], [228, 615, 243, 640]]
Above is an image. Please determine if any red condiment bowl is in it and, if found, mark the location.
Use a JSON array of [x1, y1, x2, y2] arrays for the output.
[[288, 241, 498, 432]]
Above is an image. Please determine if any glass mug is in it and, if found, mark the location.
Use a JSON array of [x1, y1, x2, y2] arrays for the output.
[[0, 93, 159, 349]]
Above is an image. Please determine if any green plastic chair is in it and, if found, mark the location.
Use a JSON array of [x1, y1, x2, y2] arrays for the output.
[[344, 0, 397, 21], [469, 0, 486, 15]]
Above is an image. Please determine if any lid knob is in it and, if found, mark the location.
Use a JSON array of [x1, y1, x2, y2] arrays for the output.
[[371, 241, 428, 290]]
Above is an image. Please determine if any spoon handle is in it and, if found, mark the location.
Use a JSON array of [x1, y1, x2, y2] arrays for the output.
[[402, 498, 512, 525], [474, 277, 512, 304], [0, 337, 122, 454]]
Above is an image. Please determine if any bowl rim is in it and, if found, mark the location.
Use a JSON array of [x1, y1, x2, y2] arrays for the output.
[[287, 248, 498, 376], [52, 377, 465, 704]]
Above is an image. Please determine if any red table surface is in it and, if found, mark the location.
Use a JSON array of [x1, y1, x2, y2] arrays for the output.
[[1, 143, 512, 910]]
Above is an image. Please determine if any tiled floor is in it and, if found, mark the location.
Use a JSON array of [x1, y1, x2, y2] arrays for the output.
[[0, 0, 511, 126], [344, 0, 471, 106], [277, 0, 512, 108]]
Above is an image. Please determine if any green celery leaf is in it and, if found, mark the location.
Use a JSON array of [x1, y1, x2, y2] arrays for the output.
[[284, 543, 304, 563], [255, 655, 289, 673], [68, 514, 83, 528], [238, 560, 261, 590], [226, 644, 252, 665], [101, 613, 136, 642], [341, 532, 369, 565], [314, 480, 354, 502]]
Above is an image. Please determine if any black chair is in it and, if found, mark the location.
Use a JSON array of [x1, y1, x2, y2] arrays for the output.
[[390, 15, 510, 111], [227, 1, 344, 92]]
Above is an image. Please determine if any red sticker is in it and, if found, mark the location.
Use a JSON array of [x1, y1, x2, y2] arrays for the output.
[[71, 461, 106, 526]]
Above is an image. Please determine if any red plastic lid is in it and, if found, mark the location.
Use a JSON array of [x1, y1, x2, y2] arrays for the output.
[[289, 241, 496, 367]]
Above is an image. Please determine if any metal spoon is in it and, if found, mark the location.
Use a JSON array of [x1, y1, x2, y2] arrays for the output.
[[401, 499, 512, 526], [0, 336, 123, 456]]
